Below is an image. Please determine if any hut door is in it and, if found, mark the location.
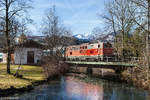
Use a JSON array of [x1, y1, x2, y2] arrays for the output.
[[27, 51, 34, 64]]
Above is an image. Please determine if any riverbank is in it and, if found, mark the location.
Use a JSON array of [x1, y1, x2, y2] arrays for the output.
[[68, 66, 150, 91], [121, 67, 150, 91], [9, 76, 149, 100], [0, 64, 46, 97]]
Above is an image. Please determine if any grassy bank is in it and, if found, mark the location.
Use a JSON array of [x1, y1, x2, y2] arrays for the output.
[[0, 64, 45, 90]]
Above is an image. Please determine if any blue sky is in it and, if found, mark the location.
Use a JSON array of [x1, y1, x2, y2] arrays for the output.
[[29, 0, 108, 36]]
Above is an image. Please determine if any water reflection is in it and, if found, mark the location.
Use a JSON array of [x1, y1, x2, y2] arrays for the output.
[[64, 77, 103, 100], [13, 76, 150, 100]]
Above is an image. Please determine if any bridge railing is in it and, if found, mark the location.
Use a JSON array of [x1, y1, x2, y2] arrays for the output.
[[66, 56, 146, 67], [102, 56, 148, 68], [103, 56, 146, 63]]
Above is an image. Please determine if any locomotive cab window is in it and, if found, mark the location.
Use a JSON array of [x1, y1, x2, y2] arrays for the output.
[[104, 45, 107, 48], [104, 43, 112, 48]]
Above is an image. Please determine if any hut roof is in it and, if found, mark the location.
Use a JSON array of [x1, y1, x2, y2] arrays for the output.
[[16, 40, 44, 49]]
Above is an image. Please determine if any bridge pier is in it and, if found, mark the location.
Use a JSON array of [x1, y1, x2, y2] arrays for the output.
[[115, 68, 123, 74], [113, 66, 129, 74], [87, 67, 93, 75]]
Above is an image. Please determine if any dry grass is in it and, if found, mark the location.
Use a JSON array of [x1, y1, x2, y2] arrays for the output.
[[0, 64, 45, 89]]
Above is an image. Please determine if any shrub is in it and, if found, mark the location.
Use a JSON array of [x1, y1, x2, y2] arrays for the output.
[[42, 56, 69, 79]]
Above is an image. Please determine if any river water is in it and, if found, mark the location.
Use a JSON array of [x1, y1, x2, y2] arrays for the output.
[[12, 76, 150, 100]]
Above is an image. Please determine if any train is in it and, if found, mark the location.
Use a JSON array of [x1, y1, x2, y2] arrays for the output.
[[65, 41, 114, 61]]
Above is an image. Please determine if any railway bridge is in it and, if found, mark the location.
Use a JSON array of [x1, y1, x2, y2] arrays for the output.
[[65, 57, 142, 74]]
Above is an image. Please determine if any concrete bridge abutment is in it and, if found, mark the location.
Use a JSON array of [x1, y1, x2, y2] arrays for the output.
[[86, 67, 93, 75]]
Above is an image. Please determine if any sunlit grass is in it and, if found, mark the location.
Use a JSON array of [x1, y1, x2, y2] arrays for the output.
[[0, 63, 45, 89]]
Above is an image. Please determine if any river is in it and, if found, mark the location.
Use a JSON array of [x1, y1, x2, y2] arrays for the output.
[[8, 76, 150, 100]]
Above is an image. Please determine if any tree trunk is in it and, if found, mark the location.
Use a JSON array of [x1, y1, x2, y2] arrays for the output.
[[122, 29, 125, 59], [7, 49, 11, 74], [146, 0, 150, 69], [5, 0, 11, 74]]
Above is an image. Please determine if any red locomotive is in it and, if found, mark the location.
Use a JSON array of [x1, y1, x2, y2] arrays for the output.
[[65, 41, 114, 61]]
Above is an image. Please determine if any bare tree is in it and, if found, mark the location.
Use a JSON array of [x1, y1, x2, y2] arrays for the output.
[[91, 27, 103, 41], [127, 0, 150, 69], [14, 42, 25, 77], [41, 6, 72, 79], [42, 6, 73, 60], [102, 0, 135, 57], [0, 0, 32, 74], [103, 0, 150, 69], [101, 1, 117, 37]]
